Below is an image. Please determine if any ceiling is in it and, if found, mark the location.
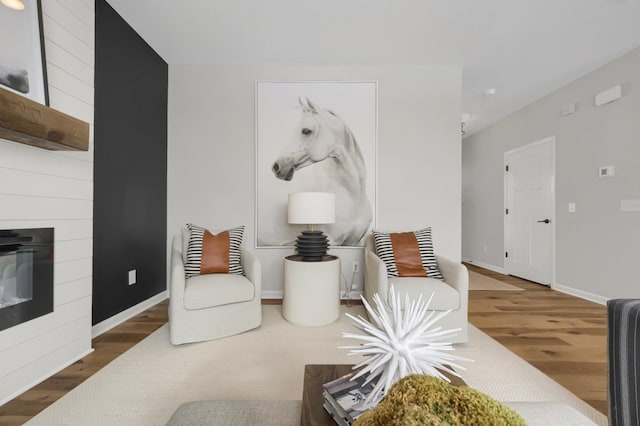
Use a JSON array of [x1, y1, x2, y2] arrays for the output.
[[105, 0, 640, 137]]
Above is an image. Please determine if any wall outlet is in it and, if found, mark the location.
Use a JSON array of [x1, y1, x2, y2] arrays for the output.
[[128, 269, 136, 285], [352, 261, 359, 273], [561, 103, 576, 116], [621, 199, 640, 212]]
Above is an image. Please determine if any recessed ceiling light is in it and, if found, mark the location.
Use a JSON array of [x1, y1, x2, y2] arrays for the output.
[[1, 0, 24, 10]]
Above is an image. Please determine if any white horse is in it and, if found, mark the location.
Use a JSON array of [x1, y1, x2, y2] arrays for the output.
[[270, 97, 372, 246]]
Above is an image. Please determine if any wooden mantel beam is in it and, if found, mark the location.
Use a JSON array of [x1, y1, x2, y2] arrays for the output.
[[0, 87, 89, 151]]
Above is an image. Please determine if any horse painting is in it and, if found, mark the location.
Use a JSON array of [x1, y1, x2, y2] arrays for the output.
[[270, 97, 373, 246]]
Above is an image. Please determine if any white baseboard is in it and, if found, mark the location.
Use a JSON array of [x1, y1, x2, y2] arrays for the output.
[[340, 290, 363, 300], [552, 282, 608, 306], [91, 291, 168, 338], [463, 259, 607, 305], [0, 348, 94, 407], [262, 290, 364, 301], [461, 257, 506, 274], [261, 290, 283, 299]]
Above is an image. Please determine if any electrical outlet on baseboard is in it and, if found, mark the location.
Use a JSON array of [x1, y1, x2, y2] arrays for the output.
[[341, 290, 363, 300]]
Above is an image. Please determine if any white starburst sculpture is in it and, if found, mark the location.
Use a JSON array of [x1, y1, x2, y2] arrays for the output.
[[341, 286, 472, 405]]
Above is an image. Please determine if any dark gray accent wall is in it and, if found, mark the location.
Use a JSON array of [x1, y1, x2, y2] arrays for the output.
[[93, 0, 168, 324]]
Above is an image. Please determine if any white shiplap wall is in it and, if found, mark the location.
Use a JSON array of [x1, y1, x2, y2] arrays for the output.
[[0, 0, 95, 404]]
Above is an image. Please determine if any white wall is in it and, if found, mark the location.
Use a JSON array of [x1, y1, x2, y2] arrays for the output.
[[462, 47, 640, 302], [168, 65, 461, 296], [0, 0, 94, 404]]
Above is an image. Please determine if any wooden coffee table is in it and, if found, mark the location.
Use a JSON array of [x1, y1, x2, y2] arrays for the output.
[[301, 364, 466, 426]]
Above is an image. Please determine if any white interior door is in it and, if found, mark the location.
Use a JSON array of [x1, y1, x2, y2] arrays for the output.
[[504, 137, 555, 285]]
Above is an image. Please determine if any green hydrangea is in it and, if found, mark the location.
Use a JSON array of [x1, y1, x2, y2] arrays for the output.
[[354, 374, 527, 426]]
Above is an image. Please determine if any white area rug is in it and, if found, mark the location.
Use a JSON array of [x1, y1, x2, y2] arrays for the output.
[[469, 270, 523, 291], [27, 305, 606, 425]]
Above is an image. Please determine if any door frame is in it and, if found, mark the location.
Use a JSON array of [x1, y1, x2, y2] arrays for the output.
[[503, 136, 556, 286]]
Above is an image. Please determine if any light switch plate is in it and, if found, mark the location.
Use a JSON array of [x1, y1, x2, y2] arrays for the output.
[[621, 199, 640, 212], [568, 202, 576, 213], [128, 269, 136, 285]]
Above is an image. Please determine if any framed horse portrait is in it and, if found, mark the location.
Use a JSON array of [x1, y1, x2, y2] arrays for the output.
[[0, 0, 49, 105], [255, 80, 377, 248]]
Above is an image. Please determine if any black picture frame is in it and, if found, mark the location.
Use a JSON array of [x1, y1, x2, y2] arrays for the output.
[[0, 0, 49, 105]]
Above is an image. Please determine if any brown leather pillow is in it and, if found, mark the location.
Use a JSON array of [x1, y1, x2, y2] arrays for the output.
[[372, 228, 443, 279], [184, 224, 244, 277]]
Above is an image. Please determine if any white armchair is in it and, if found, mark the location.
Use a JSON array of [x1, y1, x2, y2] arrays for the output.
[[169, 229, 262, 345], [363, 235, 468, 343]]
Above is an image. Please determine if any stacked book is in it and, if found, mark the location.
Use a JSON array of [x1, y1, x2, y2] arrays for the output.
[[322, 372, 377, 426]]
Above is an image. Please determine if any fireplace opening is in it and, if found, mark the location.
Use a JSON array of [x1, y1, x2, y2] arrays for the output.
[[0, 228, 53, 332]]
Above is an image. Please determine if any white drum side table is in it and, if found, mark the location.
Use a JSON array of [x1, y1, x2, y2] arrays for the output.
[[282, 255, 340, 326]]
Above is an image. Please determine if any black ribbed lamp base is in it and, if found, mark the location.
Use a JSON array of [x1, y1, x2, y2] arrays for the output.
[[294, 230, 329, 262]]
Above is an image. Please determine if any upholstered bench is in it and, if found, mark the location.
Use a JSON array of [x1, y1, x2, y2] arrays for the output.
[[166, 400, 596, 425], [504, 402, 598, 425], [166, 400, 301, 426]]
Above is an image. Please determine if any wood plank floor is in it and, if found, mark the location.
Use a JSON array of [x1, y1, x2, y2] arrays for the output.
[[465, 263, 608, 415], [0, 302, 169, 426], [0, 266, 609, 424]]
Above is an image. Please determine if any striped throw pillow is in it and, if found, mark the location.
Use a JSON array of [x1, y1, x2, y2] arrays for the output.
[[184, 224, 244, 277], [372, 228, 443, 279]]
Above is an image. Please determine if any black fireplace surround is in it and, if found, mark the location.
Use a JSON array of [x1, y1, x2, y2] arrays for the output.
[[0, 228, 53, 332]]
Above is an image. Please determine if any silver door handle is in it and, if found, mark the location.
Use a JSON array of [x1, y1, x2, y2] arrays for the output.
[[537, 219, 550, 224]]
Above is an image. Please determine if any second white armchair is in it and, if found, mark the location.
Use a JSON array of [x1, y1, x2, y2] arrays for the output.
[[363, 234, 468, 343]]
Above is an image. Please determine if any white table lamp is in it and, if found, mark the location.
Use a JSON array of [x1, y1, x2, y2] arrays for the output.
[[288, 192, 335, 261]]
